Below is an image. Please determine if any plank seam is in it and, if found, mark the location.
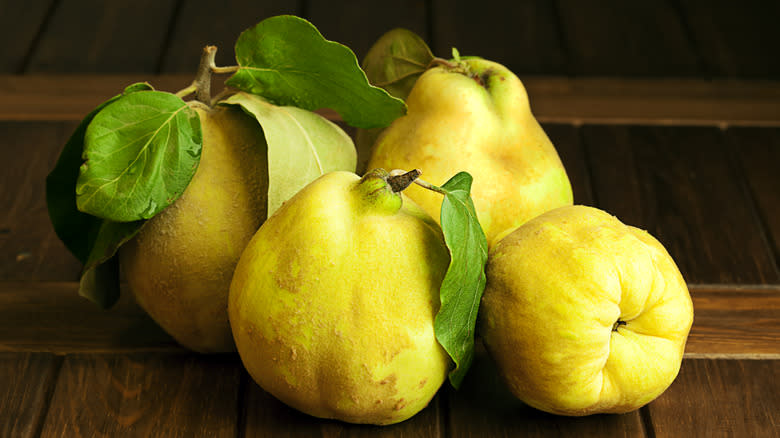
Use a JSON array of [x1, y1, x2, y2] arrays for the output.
[[236, 370, 249, 438], [549, 0, 573, 76], [32, 354, 64, 438], [640, 405, 657, 438], [723, 130, 780, 281], [575, 124, 601, 208], [16, 0, 62, 74], [154, 0, 186, 75], [669, 0, 710, 78]]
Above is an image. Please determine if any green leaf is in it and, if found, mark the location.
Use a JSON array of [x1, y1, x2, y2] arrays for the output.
[[223, 92, 356, 216], [76, 90, 202, 222], [361, 28, 434, 101], [78, 220, 144, 308], [354, 29, 433, 173], [226, 15, 406, 129], [46, 82, 153, 263], [434, 172, 489, 389]]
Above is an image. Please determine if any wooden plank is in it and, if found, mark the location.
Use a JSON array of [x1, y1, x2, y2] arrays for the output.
[[686, 286, 780, 357], [555, 0, 701, 77], [0, 75, 193, 121], [0, 121, 82, 281], [446, 345, 647, 437], [726, 127, 780, 264], [160, 0, 302, 73], [40, 353, 242, 437], [523, 77, 780, 127], [431, 0, 567, 75], [242, 379, 443, 436], [0, 353, 61, 438], [1, 283, 778, 357], [646, 359, 779, 437], [0, 282, 178, 353], [2, 75, 779, 126], [679, 0, 780, 78], [583, 125, 779, 284], [544, 123, 595, 206], [24, 0, 178, 73], [0, 1, 55, 73], [307, 0, 428, 63]]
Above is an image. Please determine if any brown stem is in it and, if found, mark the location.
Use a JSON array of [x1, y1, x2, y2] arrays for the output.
[[387, 169, 422, 193], [194, 46, 218, 104]]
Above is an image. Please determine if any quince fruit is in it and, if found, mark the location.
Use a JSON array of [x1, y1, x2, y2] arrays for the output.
[[228, 169, 450, 425], [367, 57, 572, 246], [480, 205, 693, 415], [120, 104, 267, 352]]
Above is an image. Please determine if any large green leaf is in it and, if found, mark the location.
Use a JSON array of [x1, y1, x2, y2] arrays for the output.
[[226, 15, 406, 129], [46, 82, 153, 263], [223, 92, 356, 216], [433, 172, 489, 389], [76, 90, 202, 222]]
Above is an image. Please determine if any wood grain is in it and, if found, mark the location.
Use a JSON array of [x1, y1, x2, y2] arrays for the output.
[[160, 0, 302, 73], [242, 379, 443, 437], [446, 345, 648, 437], [24, 0, 178, 73], [40, 353, 242, 437], [555, 0, 701, 77], [0, 282, 178, 353], [544, 123, 595, 206], [583, 125, 779, 284], [646, 359, 779, 437], [431, 0, 567, 75], [686, 286, 780, 357], [3, 75, 779, 126], [0, 121, 82, 281], [0, 1, 55, 73], [524, 78, 780, 127], [308, 0, 429, 64], [726, 127, 780, 266], [0, 353, 61, 438], [679, 0, 780, 78]]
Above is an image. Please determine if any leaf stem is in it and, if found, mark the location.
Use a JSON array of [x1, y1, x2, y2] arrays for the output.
[[414, 177, 448, 195], [174, 84, 197, 98], [212, 65, 240, 74], [427, 57, 460, 70]]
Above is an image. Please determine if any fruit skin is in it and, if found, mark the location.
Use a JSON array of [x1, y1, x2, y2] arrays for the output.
[[228, 170, 450, 425], [120, 104, 268, 353], [479, 205, 693, 416], [367, 57, 572, 247]]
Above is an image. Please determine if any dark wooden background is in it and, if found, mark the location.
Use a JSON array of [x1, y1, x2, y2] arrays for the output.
[[1, 1, 778, 437]]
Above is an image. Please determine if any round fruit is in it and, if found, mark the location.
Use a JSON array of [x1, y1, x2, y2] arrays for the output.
[[480, 205, 693, 415], [229, 170, 451, 425], [120, 104, 268, 352]]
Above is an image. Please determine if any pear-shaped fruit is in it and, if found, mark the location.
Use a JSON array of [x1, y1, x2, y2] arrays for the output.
[[480, 205, 693, 415], [120, 104, 268, 352], [228, 169, 451, 425], [367, 57, 573, 246]]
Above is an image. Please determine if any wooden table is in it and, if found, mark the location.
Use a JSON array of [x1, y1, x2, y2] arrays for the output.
[[1, 1, 779, 437]]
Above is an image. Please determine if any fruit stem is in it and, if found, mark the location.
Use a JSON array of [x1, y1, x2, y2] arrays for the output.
[[193, 45, 217, 104], [388, 169, 448, 195], [387, 169, 422, 193], [174, 46, 241, 105]]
